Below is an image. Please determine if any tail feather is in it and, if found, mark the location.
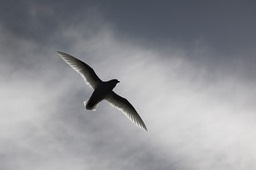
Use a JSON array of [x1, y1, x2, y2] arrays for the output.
[[84, 98, 97, 110]]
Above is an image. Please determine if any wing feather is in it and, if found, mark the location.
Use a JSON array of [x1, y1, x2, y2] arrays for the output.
[[106, 92, 147, 131], [58, 51, 102, 89]]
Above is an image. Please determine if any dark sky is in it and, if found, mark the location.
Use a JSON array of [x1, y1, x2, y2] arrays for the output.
[[99, 1, 256, 54], [2, 1, 256, 55], [1, 1, 256, 170]]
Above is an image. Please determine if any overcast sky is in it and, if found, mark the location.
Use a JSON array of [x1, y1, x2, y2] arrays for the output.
[[1, 1, 256, 170]]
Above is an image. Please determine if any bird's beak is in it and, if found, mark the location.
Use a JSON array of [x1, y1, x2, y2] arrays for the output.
[[118, 80, 120, 83]]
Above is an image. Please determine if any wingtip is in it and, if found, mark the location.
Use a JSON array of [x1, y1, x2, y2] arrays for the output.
[[57, 51, 71, 61], [138, 122, 147, 131], [139, 119, 147, 131], [142, 125, 148, 131], [57, 51, 65, 56]]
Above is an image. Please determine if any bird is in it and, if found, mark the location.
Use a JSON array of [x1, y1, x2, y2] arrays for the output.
[[58, 51, 147, 131]]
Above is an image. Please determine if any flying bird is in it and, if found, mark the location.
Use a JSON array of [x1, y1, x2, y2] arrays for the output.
[[58, 51, 147, 131]]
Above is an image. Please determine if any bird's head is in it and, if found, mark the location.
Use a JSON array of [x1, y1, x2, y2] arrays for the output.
[[109, 79, 120, 87], [112, 79, 120, 84]]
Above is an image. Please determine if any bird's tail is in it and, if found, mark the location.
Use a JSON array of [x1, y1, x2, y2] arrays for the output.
[[84, 98, 97, 111]]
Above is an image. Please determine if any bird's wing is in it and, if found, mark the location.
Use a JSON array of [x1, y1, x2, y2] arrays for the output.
[[106, 92, 147, 131], [58, 51, 102, 89]]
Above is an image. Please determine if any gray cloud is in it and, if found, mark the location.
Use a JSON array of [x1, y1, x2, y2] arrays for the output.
[[95, 1, 256, 57], [1, 1, 256, 170]]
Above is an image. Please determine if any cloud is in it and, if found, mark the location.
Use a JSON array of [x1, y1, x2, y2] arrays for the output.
[[1, 1, 256, 170]]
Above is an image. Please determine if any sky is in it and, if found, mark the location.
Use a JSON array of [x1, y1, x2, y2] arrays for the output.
[[1, 1, 256, 170]]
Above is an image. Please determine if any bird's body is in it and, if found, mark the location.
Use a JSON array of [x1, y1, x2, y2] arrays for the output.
[[86, 79, 119, 110], [58, 51, 147, 131]]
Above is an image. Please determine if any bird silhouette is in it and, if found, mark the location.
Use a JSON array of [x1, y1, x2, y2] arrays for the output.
[[58, 51, 147, 131]]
